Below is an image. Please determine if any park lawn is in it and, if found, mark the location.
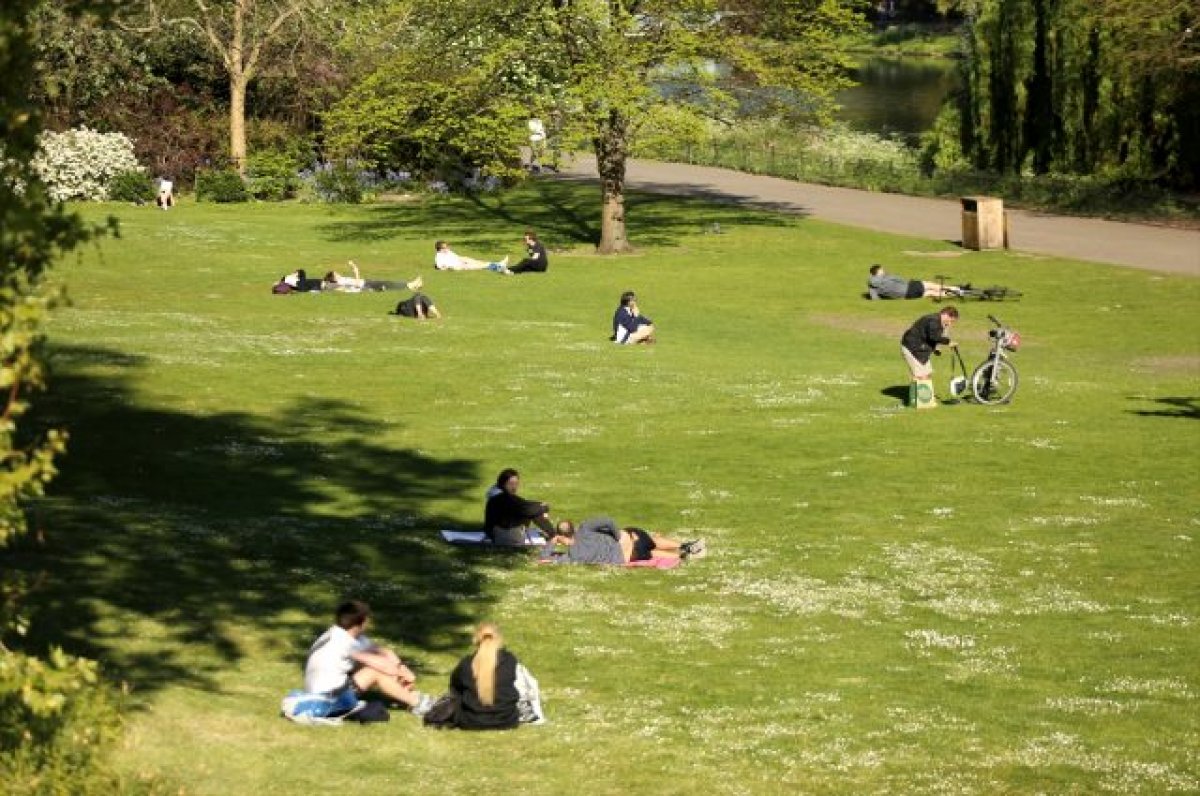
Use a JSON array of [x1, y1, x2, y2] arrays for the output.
[[9, 179, 1199, 794]]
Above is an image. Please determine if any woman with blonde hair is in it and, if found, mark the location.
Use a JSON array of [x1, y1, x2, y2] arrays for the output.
[[448, 622, 540, 730]]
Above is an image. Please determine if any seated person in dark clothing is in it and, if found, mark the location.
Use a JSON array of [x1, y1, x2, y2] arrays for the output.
[[867, 264, 963, 300], [483, 468, 555, 544], [388, 291, 441, 320], [611, 290, 655, 344], [509, 230, 549, 274], [448, 623, 524, 730]]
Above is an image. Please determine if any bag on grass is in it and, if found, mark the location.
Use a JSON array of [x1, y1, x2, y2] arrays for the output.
[[280, 688, 363, 725], [422, 692, 461, 729], [515, 663, 546, 725], [344, 700, 390, 724]]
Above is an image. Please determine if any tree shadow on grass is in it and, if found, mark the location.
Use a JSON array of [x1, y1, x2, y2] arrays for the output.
[[315, 178, 793, 249], [1126, 396, 1200, 420], [5, 345, 519, 697]]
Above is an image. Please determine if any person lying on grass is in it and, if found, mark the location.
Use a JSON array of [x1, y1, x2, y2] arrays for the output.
[[324, 261, 424, 293], [275, 268, 325, 293], [546, 517, 705, 565], [484, 468, 556, 544], [305, 599, 434, 717], [867, 264, 964, 300], [388, 289, 441, 320], [611, 290, 655, 344], [434, 240, 511, 273]]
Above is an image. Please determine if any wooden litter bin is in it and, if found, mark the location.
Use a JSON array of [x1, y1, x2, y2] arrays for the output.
[[961, 196, 1006, 250]]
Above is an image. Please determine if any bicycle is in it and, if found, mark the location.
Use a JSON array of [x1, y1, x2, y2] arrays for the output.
[[955, 314, 1021, 404], [933, 275, 1023, 302]]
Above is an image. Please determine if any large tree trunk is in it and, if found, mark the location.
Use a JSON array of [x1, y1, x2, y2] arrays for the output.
[[229, 0, 249, 174], [594, 109, 632, 254], [230, 73, 248, 174]]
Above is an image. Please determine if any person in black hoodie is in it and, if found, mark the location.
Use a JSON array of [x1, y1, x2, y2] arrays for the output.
[[449, 623, 522, 730], [483, 468, 555, 544]]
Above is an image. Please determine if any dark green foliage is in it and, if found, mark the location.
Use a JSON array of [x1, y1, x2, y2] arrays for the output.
[[1, 1, 141, 793], [107, 171, 156, 203], [0, 649, 128, 796], [953, 0, 1199, 188], [245, 151, 300, 201], [194, 169, 250, 203]]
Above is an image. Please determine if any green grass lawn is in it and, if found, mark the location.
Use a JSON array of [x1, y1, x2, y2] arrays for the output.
[[8, 180, 1200, 794]]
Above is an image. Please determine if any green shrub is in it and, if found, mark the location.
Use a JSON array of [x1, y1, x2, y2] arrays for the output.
[[107, 171, 156, 204], [194, 169, 249, 203], [246, 151, 300, 201], [0, 648, 130, 795], [310, 162, 364, 204]]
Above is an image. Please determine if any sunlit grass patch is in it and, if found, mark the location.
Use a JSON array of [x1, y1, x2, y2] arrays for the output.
[[7, 184, 1198, 794]]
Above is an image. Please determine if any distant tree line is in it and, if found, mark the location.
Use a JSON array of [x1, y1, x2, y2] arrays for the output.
[[942, 0, 1198, 188]]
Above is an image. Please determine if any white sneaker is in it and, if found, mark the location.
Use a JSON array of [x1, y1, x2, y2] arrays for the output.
[[411, 693, 435, 717]]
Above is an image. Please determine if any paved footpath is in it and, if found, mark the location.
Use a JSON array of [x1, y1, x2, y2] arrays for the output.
[[557, 154, 1200, 277]]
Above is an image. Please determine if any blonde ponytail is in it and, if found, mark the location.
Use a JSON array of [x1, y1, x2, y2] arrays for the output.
[[471, 622, 503, 706]]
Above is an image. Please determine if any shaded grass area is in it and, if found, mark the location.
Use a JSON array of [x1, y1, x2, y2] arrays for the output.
[[5, 180, 1200, 794]]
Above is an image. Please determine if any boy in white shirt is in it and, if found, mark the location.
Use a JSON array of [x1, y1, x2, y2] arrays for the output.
[[304, 600, 434, 716]]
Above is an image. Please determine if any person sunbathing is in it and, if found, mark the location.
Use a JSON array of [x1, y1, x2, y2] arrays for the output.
[[324, 261, 423, 293], [546, 517, 705, 564], [867, 264, 964, 300], [434, 241, 511, 273]]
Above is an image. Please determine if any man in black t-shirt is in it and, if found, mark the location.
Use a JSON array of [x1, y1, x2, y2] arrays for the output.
[[509, 231, 549, 274]]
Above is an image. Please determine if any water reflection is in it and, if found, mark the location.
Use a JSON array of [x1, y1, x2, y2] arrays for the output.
[[836, 57, 960, 141]]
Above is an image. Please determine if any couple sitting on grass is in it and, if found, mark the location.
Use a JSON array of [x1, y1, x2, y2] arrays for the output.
[[292, 600, 543, 730], [483, 468, 706, 564]]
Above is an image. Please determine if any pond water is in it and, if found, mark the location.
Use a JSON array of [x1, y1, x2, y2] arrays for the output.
[[835, 56, 961, 141]]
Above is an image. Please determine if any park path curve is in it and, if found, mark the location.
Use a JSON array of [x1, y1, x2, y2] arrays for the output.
[[556, 154, 1200, 277]]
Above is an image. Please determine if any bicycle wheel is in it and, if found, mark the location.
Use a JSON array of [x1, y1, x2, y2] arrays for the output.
[[971, 358, 1018, 404]]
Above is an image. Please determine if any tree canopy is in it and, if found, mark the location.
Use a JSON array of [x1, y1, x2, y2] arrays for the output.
[[327, 0, 866, 250]]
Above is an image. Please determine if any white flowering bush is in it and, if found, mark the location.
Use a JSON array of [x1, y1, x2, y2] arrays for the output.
[[802, 124, 917, 172], [32, 127, 143, 202]]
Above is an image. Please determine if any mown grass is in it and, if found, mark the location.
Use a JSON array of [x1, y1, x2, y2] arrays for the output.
[[7, 180, 1200, 794]]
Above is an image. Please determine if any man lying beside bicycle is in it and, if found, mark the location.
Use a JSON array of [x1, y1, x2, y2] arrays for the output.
[[867, 264, 964, 300]]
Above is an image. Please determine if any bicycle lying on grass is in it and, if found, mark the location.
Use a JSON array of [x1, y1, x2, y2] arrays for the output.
[[949, 315, 1022, 405], [933, 275, 1023, 302]]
